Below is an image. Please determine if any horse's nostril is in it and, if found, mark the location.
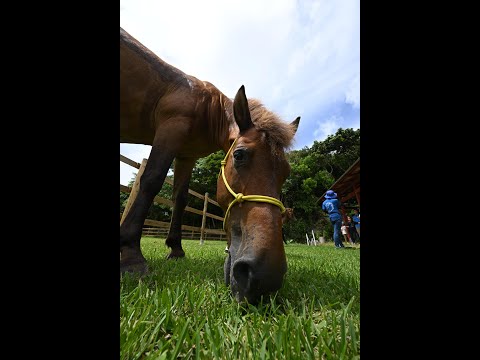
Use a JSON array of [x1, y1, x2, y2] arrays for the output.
[[233, 260, 252, 291], [231, 256, 286, 304]]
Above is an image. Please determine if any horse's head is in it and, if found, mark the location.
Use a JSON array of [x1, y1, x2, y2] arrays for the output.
[[217, 85, 300, 304]]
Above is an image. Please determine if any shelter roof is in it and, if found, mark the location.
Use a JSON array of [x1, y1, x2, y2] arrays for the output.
[[318, 157, 360, 205]]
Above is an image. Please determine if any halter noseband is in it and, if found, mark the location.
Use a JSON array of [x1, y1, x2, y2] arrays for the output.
[[220, 138, 286, 230]]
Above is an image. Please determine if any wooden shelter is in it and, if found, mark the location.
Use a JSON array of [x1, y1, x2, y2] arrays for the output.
[[318, 157, 360, 207], [317, 158, 360, 242]]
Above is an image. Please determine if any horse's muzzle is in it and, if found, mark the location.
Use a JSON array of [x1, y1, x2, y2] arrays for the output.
[[228, 254, 286, 304]]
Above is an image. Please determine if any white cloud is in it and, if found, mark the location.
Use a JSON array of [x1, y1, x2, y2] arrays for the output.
[[314, 115, 343, 141], [345, 75, 360, 109]]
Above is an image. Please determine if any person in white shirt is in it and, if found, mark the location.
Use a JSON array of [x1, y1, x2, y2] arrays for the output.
[[340, 221, 351, 244]]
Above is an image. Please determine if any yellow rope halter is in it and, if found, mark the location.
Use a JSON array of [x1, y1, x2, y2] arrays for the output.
[[220, 138, 286, 230]]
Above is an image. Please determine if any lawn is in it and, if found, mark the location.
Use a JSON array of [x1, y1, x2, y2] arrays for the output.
[[120, 237, 360, 359]]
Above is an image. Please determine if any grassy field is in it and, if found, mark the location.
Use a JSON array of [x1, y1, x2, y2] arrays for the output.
[[120, 237, 360, 359]]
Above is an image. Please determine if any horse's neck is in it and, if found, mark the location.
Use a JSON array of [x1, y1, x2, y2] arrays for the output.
[[182, 78, 237, 153]]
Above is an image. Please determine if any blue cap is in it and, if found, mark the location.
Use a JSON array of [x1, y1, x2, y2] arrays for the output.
[[325, 190, 337, 199]]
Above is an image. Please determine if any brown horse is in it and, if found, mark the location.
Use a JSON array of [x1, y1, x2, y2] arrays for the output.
[[120, 27, 300, 304]]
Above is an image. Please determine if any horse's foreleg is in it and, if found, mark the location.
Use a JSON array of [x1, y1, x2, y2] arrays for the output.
[[120, 145, 175, 273], [165, 157, 197, 259]]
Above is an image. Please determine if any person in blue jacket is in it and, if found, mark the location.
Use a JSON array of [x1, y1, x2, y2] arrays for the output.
[[321, 190, 345, 249], [352, 208, 360, 238]]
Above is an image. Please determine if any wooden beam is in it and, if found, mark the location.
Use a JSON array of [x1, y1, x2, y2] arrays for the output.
[[120, 184, 131, 193], [163, 177, 206, 200], [203, 228, 226, 235], [206, 213, 224, 221], [144, 219, 171, 228], [353, 185, 360, 207], [339, 189, 358, 203], [143, 219, 225, 235], [153, 195, 173, 207], [208, 198, 220, 207], [317, 157, 360, 203], [200, 192, 209, 244], [120, 158, 148, 225], [120, 154, 141, 169], [143, 219, 200, 232]]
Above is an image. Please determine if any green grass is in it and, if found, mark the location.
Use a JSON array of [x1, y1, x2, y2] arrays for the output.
[[120, 237, 360, 359]]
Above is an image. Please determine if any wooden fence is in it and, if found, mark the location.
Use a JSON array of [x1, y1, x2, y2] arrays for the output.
[[120, 154, 226, 242]]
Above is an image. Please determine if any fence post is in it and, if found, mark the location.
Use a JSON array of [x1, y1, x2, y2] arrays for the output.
[[120, 158, 148, 225], [199, 192, 209, 245]]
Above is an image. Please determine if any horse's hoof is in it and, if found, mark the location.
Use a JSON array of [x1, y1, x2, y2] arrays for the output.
[[166, 248, 185, 259], [120, 261, 149, 275]]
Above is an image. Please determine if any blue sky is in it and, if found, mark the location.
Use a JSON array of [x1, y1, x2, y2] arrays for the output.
[[120, 0, 359, 185]]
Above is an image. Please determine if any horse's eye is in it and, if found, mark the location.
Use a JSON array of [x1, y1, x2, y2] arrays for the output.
[[233, 149, 247, 164]]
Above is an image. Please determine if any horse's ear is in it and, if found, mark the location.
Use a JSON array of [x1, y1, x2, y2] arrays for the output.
[[233, 85, 254, 132], [291, 116, 301, 135]]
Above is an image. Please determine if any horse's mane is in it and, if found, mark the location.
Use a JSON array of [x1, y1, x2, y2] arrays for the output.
[[247, 99, 296, 153], [195, 82, 296, 153]]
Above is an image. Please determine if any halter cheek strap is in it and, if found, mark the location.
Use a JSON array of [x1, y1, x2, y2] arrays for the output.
[[220, 138, 286, 230]]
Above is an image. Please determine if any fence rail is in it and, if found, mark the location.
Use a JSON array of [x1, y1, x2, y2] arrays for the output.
[[142, 227, 226, 241], [120, 154, 226, 242]]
